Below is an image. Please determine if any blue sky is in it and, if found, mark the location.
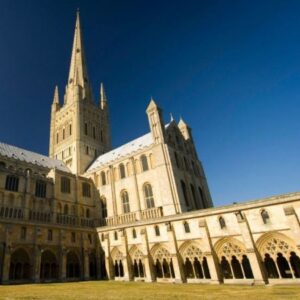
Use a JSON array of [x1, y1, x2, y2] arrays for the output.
[[0, 0, 299, 206]]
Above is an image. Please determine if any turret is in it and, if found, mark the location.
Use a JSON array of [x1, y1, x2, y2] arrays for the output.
[[49, 86, 60, 157], [178, 117, 191, 140], [146, 98, 165, 144]]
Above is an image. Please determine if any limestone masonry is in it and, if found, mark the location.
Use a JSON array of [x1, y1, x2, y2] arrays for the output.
[[0, 12, 299, 285]]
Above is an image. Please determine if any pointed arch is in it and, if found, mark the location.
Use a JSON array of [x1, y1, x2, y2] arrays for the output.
[[179, 241, 211, 279], [150, 244, 174, 279], [214, 237, 253, 280], [111, 247, 124, 261], [256, 232, 300, 279]]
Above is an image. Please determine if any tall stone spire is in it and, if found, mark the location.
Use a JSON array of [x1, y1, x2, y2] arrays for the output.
[[50, 12, 111, 174], [67, 10, 90, 90]]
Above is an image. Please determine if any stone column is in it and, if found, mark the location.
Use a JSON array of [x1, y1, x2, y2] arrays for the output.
[[246, 250, 265, 284], [1, 246, 11, 284], [84, 250, 90, 280], [166, 222, 183, 283], [33, 246, 41, 283], [143, 255, 154, 282], [60, 248, 67, 281], [171, 254, 182, 283], [205, 253, 219, 284], [96, 249, 102, 280], [105, 256, 113, 279], [140, 228, 155, 282], [122, 257, 130, 281]]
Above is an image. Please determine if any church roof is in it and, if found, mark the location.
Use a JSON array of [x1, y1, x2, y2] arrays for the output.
[[0, 142, 70, 172], [86, 132, 154, 173]]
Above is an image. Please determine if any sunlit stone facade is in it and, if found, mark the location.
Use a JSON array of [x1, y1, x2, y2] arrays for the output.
[[0, 12, 299, 285]]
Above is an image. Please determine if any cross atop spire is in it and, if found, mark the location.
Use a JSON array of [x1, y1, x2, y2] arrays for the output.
[[68, 11, 89, 89]]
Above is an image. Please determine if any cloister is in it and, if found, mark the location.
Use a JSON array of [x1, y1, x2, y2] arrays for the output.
[[105, 232, 300, 284]]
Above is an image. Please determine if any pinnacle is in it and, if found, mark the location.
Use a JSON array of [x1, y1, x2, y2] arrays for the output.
[[53, 85, 59, 104], [100, 83, 108, 108]]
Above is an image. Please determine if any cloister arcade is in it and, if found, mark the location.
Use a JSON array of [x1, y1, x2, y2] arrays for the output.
[[256, 232, 300, 280], [104, 231, 300, 284], [151, 245, 175, 280], [40, 250, 59, 281], [129, 247, 146, 280], [179, 242, 211, 281], [214, 238, 254, 281], [2, 246, 100, 283]]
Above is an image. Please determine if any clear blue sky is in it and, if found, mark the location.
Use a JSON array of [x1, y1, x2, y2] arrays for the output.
[[0, 0, 299, 207]]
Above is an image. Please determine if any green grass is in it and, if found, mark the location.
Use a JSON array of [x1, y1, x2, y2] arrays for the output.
[[0, 281, 299, 300]]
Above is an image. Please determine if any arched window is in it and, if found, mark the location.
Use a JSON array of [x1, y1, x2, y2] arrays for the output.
[[191, 161, 198, 176], [69, 124, 72, 135], [119, 164, 126, 179], [231, 255, 243, 278], [106, 171, 110, 184], [219, 216, 226, 229], [121, 191, 130, 213], [198, 187, 206, 208], [290, 252, 300, 278], [220, 256, 233, 279], [143, 183, 155, 209], [132, 228, 137, 239], [86, 209, 90, 218], [140, 155, 149, 172], [235, 211, 244, 222], [174, 152, 180, 168], [101, 197, 107, 218], [63, 128, 65, 139], [261, 209, 270, 224], [154, 225, 160, 236], [242, 255, 254, 278], [183, 221, 190, 233], [184, 157, 189, 170], [190, 184, 197, 208], [114, 231, 118, 240], [101, 172, 106, 186], [181, 180, 189, 206], [264, 254, 279, 278]]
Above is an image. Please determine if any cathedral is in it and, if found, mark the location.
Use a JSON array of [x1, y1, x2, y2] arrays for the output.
[[0, 12, 300, 285]]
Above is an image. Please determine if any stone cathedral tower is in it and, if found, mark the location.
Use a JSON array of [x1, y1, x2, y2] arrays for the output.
[[49, 12, 111, 174]]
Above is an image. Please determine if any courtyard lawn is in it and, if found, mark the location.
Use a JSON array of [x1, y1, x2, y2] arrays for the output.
[[0, 281, 299, 300]]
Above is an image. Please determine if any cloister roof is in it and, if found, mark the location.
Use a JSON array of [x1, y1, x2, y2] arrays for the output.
[[0, 142, 70, 172]]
